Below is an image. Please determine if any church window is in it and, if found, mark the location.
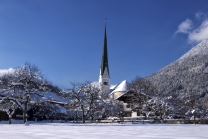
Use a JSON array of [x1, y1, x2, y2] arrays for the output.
[[104, 82, 108, 85]]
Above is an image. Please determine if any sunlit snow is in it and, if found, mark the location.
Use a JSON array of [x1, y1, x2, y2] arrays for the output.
[[0, 122, 208, 139], [179, 38, 208, 61]]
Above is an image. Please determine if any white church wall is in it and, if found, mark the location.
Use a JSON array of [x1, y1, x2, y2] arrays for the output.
[[109, 91, 125, 100], [101, 78, 110, 86]]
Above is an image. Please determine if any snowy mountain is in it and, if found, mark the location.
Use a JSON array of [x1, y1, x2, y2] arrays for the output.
[[146, 38, 208, 101]]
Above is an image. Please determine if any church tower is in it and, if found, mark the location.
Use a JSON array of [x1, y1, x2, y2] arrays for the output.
[[99, 23, 110, 98]]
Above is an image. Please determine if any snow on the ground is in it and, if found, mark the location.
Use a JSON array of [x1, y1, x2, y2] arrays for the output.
[[0, 122, 208, 139]]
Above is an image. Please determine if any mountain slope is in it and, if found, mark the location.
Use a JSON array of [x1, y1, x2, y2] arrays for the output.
[[146, 38, 208, 100]]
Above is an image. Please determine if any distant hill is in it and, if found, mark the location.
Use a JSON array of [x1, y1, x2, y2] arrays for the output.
[[146, 38, 208, 101]]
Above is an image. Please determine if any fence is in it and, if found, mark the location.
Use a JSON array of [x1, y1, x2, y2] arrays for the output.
[[84, 119, 208, 124]]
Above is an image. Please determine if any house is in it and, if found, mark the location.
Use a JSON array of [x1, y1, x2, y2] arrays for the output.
[[109, 80, 152, 117]]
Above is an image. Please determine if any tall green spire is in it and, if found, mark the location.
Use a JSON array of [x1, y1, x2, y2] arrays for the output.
[[100, 25, 110, 77]]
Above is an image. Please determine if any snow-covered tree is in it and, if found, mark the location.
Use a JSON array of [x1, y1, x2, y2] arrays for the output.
[[32, 98, 60, 122], [145, 98, 173, 120], [102, 99, 124, 119], [183, 88, 201, 123], [0, 98, 17, 124], [0, 63, 50, 123], [59, 82, 104, 123], [129, 76, 158, 96], [125, 76, 158, 116]]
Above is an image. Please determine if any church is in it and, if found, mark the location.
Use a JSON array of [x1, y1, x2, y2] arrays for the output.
[[98, 23, 139, 117], [98, 23, 128, 99], [98, 24, 111, 98]]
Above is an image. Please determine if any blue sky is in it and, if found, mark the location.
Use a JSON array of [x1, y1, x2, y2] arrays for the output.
[[1, 0, 208, 88]]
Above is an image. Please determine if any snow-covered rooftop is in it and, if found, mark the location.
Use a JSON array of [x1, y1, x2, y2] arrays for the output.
[[109, 80, 128, 95], [113, 80, 127, 92]]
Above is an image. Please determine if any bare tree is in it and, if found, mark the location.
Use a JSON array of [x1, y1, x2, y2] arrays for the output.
[[184, 88, 201, 124], [0, 98, 17, 124], [60, 82, 104, 123], [129, 76, 158, 96], [33, 99, 60, 122], [102, 99, 124, 119], [126, 76, 158, 117], [0, 63, 50, 123]]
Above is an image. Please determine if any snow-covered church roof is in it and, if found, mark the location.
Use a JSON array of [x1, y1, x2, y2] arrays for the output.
[[109, 80, 128, 99], [111, 80, 127, 93]]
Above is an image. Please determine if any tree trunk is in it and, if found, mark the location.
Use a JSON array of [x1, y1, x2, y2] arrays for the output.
[[194, 112, 196, 124], [8, 115, 11, 124], [7, 109, 15, 124], [81, 105, 85, 123], [23, 103, 28, 124], [23, 110, 27, 124], [91, 116, 94, 123], [75, 112, 78, 123], [23, 96, 29, 124]]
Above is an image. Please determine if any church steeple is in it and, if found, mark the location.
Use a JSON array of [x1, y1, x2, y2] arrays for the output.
[[99, 21, 110, 98], [100, 25, 110, 77]]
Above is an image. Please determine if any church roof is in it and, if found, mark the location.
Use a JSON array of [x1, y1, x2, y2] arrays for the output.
[[100, 25, 110, 77], [109, 80, 128, 95], [113, 80, 127, 92]]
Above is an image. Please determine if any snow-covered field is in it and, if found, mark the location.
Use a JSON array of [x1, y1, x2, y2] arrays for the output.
[[0, 122, 208, 139]]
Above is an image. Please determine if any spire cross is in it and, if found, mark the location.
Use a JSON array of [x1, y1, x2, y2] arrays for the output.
[[105, 18, 107, 26]]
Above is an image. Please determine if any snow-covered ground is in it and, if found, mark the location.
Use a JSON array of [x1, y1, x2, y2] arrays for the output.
[[0, 122, 208, 139]]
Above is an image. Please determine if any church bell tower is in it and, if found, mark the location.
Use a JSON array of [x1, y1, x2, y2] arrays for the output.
[[99, 22, 110, 98]]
